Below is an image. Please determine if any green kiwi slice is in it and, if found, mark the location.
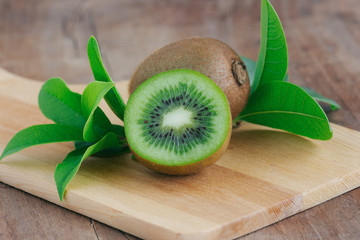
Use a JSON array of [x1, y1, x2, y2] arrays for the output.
[[124, 69, 231, 175]]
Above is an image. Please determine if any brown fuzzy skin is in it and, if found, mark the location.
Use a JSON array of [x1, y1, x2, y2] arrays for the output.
[[129, 37, 250, 119], [131, 121, 232, 175]]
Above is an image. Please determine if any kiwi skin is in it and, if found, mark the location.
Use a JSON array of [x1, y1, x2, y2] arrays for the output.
[[129, 37, 250, 119], [131, 118, 232, 175]]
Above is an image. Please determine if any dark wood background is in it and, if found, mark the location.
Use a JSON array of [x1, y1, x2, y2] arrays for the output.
[[1, 0, 359, 239]]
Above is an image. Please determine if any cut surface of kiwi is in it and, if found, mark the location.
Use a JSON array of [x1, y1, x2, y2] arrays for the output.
[[124, 69, 231, 175]]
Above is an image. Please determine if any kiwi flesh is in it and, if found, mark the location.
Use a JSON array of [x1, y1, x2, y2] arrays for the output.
[[129, 37, 250, 119], [124, 69, 231, 175]]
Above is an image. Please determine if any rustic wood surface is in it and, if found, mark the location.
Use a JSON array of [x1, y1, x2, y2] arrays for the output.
[[0, 0, 359, 239]]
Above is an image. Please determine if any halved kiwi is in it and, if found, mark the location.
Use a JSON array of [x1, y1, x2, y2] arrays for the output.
[[129, 37, 250, 119], [124, 69, 231, 175]]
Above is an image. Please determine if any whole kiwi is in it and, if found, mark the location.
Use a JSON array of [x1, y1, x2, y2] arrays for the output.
[[129, 37, 250, 119]]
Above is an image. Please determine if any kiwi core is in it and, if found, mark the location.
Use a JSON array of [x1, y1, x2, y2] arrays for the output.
[[162, 107, 192, 129]]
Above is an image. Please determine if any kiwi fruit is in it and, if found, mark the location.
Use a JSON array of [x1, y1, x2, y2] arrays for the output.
[[124, 69, 231, 175], [129, 37, 250, 119]]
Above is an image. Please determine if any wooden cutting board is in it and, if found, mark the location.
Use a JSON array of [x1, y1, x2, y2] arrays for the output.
[[0, 68, 360, 240]]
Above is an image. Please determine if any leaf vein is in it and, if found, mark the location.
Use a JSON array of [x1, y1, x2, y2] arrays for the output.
[[240, 110, 326, 121]]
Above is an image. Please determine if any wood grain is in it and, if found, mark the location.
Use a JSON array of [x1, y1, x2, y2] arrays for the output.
[[0, 0, 359, 239], [0, 69, 359, 239]]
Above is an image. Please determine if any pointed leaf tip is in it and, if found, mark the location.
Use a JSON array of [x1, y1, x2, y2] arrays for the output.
[[54, 132, 121, 201], [87, 36, 126, 121], [252, 0, 288, 94]]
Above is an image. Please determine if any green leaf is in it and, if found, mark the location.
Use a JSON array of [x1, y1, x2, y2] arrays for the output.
[[301, 86, 341, 111], [238, 56, 339, 115], [54, 132, 120, 201], [74, 126, 126, 144], [241, 56, 257, 89], [280, 75, 339, 111], [81, 81, 114, 142], [76, 124, 130, 156], [38, 78, 86, 129], [238, 81, 332, 140], [252, 0, 288, 94], [112, 124, 126, 138], [91, 108, 114, 137], [74, 141, 92, 150], [87, 36, 126, 121], [284, 74, 289, 82], [74, 139, 130, 157], [38, 78, 115, 138], [0, 124, 84, 160], [241, 56, 289, 93], [94, 144, 130, 157]]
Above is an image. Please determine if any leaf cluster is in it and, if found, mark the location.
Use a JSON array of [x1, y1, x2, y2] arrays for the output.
[[0, 36, 129, 200], [234, 0, 339, 140]]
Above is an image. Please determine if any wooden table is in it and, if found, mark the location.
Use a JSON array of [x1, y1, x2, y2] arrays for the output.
[[1, 0, 359, 239]]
